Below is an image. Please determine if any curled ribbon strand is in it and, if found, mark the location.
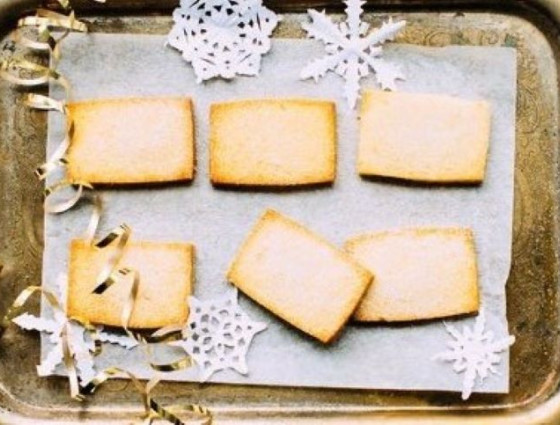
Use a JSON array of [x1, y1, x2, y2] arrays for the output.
[[13, 9, 87, 66], [90, 227, 193, 370], [0, 286, 101, 399], [0, 282, 210, 423], [0, 0, 212, 422], [19, 10, 88, 33], [92, 224, 132, 293], [82, 372, 211, 425], [0, 58, 70, 91], [0, 286, 61, 337]]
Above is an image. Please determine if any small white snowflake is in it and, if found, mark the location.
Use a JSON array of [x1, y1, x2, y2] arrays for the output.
[[12, 307, 99, 382], [12, 275, 137, 383], [172, 289, 267, 381], [433, 309, 515, 400], [300, 0, 405, 108], [167, 0, 279, 82]]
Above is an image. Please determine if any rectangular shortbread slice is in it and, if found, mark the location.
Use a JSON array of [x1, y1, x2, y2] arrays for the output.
[[358, 90, 491, 183], [345, 228, 480, 322], [67, 240, 194, 329], [227, 209, 372, 343], [210, 99, 337, 186], [67, 97, 195, 184]]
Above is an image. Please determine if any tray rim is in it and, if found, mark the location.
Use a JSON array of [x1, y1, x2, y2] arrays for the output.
[[0, 0, 560, 423]]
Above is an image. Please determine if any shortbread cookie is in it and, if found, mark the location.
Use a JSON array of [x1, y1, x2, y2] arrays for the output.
[[358, 90, 491, 183], [345, 228, 479, 322], [228, 209, 372, 343], [67, 97, 195, 184], [67, 240, 194, 329], [210, 99, 336, 186]]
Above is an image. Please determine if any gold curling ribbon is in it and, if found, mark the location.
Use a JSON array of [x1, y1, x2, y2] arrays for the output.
[[0, 286, 102, 399], [25, 93, 65, 112], [13, 9, 86, 65], [0, 58, 70, 91], [19, 10, 88, 33], [15, 26, 60, 54], [145, 324, 187, 345], [89, 224, 186, 344], [0, 275, 206, 422], [24, 94, 101, 224], [61, 322, 85, 401], [88, 226, 196, 399], [1, 0, 104, 247], [82, 372, 212, 425], [78, 215, 196, 414], [144, 330, 193, 373], [91, 236, 191, 364], [22, 93, 100, 233], [92, 224, 132, 293], [0, 0, 212, 422], [0, 286, 61, 336], [1, 1, 89, 222]]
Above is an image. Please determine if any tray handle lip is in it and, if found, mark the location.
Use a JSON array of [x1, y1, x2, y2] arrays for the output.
[[534, 0, 560, 24], [0, 0, 39, 36], [1, 0, 559, 30], [26, 0, 560, 18]]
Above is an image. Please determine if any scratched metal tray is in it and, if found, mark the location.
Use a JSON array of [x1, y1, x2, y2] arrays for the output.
[[0, 0, 559, 423]]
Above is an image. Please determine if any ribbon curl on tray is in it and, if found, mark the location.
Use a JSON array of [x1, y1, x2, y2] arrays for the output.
[[0, 1, 212, 423], [0, 285, 211, 424], [0, 2, 98, 228]]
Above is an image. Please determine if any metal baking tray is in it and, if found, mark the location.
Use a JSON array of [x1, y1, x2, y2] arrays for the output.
[[0, 0, 559, 423]]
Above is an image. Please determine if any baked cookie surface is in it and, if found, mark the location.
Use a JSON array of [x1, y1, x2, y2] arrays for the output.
[[210, 99, 337, 187], [67, 97, 195, 184], [67, 240, 194, 329], [228, 209, 372, 343], [345, 228, 479, 322], [358, 90, 491, 183]]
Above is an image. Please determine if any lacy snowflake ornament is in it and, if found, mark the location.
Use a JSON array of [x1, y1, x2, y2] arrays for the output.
[[300, 0, 406, 108], [172, 290, 267, 381], [167, 0, 279, 82], [433, 309, 515, 400]]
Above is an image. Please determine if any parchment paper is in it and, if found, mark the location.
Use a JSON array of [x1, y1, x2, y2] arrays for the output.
[[43, 33, 517, 394]]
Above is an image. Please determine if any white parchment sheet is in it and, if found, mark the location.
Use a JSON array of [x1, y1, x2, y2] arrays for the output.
[[44, 34, 517, 394]]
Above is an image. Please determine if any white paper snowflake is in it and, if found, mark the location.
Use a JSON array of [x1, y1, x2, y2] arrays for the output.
[[96, 326, 139, 350], [12, 275, 137, 383], [12, 306, 99, 382], [172, 289, 267, 381], [300, 0, 406, 108], [167, 0, 279, 82], [433, 309, 515, 400]]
